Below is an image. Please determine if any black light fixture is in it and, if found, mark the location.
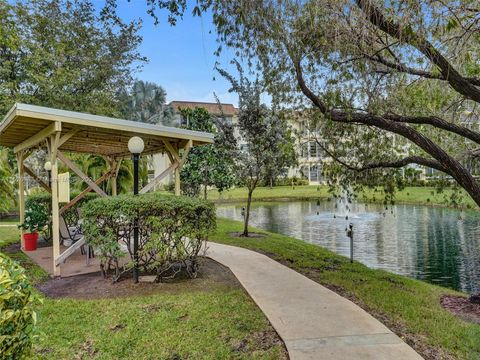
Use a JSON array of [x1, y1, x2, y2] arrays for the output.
[[128, 136, 144, 283]]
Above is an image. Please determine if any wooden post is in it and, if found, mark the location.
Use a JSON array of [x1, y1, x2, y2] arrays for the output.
[[174, 167, 180, 196], [50, 133, 61, 277], [16, 152, 25, 249], [163, 140, 191, 197], [111, 175, 117, 196], [51, 159, 60, 276], [51, 162, 61, 276]]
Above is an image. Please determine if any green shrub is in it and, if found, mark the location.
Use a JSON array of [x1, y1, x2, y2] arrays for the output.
[[25, 192, 98, 241], [0, 254, 41, 359], [273, 177, 309, 186], [82, 193, 216, 282], [17, 201, 49, 234]]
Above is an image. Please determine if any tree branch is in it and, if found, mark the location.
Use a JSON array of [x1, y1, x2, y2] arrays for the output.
[[351, 156, 448, 173], [292, 56, 480, 206], [313, 137, 448, 174], [384, 113, 480, 144], [368, 54, 480, 87], [355, 0, 480, 103]]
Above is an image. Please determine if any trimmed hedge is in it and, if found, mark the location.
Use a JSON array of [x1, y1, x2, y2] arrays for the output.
[[82, 193, 216, 282], [0, 254, 41, 359]]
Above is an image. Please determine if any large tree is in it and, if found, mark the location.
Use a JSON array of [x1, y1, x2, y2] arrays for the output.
[[179, 107, 236, 199], [0, 0, 145, 115], [144, 0, 480, 207], [216, 0, 480, 206], [218, 63, 297, 237], [0, 0, 145, 209]]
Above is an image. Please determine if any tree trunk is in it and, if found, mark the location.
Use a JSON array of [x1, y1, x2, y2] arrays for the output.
[[203, 167, 208, 200], [243, 189, 253, 237]]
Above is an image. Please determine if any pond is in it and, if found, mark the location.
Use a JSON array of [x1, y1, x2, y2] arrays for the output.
[[217, 200, 480, 293]]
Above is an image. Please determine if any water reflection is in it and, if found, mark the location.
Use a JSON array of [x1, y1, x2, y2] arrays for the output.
[[217, 201, 480, 293]]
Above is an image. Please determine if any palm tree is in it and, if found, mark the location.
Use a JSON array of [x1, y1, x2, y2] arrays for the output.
[[69, 153, 150, 195], [120, 80, 174, 126]]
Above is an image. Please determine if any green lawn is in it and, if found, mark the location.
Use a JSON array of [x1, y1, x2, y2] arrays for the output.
[[0, 227, 285, 359], [3, 207, 479, 359], [211, 218, 480, 360], [0, 218, 19, 224], [207, 185, 478, 209]]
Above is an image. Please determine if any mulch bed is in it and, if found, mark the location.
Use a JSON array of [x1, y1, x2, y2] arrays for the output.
[[36, 257, 241, 300], [441, 295, 480, 324]]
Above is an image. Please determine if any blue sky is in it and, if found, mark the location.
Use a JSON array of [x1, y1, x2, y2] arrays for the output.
[[113, 1, 240, 106]]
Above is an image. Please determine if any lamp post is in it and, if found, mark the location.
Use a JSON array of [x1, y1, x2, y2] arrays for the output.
[[128, 136, 144, 283], [346, 223, 354, 263]]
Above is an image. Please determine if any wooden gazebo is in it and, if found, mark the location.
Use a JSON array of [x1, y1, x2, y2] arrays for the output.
[[0, 103, 214, 276]]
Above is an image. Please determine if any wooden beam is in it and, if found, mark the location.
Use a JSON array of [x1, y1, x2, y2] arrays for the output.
[[166, 151, 174, 164], [23, 165, 51, 193], [54, 238, 85, 266], [139, 161, 178, 194], [16, 152, 25, 249], [114, 159, 122, 177], [173, 140, 192, 196], [58, 127, 79, 147], [57, 151, 107, 197], [179, 139, 193, 169], [50, 132, 61, 162], [14, 121, 61, 153], [163, 140, 181, 163], [59, 170, 112, 214]]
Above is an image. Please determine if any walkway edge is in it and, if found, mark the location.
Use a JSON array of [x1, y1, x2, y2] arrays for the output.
[[206, 241, 423, 360]]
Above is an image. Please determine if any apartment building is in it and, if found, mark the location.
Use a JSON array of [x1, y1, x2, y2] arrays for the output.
[[288, 114, 325, 184], [150, 101, 327, 187], [150, 101, 240, 187]]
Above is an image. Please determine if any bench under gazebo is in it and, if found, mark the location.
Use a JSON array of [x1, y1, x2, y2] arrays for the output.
[[0, 103, 214, 277]]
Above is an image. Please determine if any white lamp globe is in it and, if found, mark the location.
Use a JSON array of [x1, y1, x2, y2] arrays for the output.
[[44, 161, 52, 171], [128, 136, 144, 154]]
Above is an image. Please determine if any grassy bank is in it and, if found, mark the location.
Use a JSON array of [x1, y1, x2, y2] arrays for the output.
[[0, 228, 285, 359], [211, 218, 480, 360], [208, 185, 477, 209]]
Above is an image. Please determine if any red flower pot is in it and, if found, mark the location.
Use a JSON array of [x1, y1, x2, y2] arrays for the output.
[[23, 232, 38, 251]]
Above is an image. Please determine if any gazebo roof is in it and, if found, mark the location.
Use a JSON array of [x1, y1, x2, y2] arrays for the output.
[[0, 103, 214, 156]]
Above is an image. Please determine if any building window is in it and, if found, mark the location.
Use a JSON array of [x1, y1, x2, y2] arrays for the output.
[[301, 143, 308, 158], [299, 121, 306, 136], [309, 141, 317, 158], [310, 165, 319, 182]]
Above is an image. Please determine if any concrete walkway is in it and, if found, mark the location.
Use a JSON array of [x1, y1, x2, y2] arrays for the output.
[[206, 242, 423, 360]]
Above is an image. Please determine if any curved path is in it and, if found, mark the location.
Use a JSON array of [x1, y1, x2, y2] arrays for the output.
[[206, 242, 423, 360]]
